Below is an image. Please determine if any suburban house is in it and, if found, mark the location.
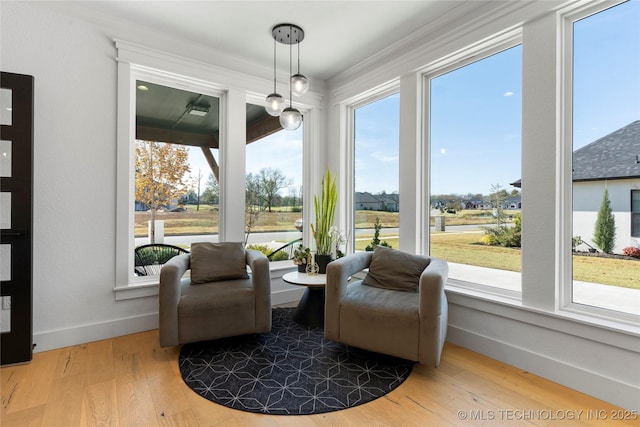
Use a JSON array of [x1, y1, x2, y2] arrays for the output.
[[572, 120, 640, 254], [1, 0, 638, 422], [355, 191, 399, 212], [511, 120, 640, 254]]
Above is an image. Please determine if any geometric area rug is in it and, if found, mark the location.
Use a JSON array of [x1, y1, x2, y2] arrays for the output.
[[179, 308, 414, 415]]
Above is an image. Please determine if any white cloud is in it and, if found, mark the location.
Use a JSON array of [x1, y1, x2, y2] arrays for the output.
[[370, 151, 399, 162], [504, 91, 514, 97]]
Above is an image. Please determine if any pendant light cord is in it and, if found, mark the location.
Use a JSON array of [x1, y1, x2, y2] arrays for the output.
[[273, 36, 277, 92]]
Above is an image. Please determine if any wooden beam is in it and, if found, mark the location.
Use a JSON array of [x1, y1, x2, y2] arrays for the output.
[[246, 115, 282, 145], [136, 125, 219, 149], [201, 147, 219, 182]]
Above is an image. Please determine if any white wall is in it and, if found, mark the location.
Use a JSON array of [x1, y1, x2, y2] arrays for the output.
[[1, 2, 160, 351], [573, 179, 640, 253]]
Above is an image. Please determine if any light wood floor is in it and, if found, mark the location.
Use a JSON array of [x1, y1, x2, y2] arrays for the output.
[[2, 329, 638, 427]]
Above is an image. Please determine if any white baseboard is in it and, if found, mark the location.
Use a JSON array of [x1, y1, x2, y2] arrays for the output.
[[447, 325, 639, 411], [33, 312, 158, 353], [34, 288, 305, 354]]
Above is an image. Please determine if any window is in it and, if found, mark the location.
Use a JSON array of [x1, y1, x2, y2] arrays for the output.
[[428, 45, 522, 294], [570, 0, 640, 315], [134, 80, 221, 256], [633, 190, 640, 238], [245, 102, 304, 259], [353, 93, 400, 253]]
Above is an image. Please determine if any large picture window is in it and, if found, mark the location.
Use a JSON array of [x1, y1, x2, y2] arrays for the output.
[[570, 0, 640, 315], [245, 102, 304, 260], [132, 79, 222, 279], [428, 45, 522, 293], [353, 93, 400, 253]]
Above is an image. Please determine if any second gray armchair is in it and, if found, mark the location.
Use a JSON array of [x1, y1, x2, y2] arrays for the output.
[[325, 246, 449, 367]]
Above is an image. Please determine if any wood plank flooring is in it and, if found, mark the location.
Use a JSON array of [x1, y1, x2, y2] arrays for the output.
[[2, 329, 638, 427]]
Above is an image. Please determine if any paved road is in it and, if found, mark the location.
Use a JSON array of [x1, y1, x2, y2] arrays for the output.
[[135, 224, 493, 247]]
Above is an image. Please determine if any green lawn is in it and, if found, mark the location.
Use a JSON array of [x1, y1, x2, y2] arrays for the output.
[[136, 208, 638, 290]]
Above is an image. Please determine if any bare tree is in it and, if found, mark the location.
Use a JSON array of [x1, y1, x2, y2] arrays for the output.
[[259, 168, 292, 213]]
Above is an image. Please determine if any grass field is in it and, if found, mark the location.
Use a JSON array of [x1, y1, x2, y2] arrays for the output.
[[136, 207, 638, 289]]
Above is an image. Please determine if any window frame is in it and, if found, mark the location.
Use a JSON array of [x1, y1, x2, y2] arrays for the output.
[[421, 36, 523, 300], [560, 0, 640, 323], [116, 64, 227, 295], [344, 83, 400, 254], [632, 189, 640, 238], [114, 42, 323, 301]]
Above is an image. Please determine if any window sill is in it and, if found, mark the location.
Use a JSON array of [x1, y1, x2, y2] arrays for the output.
[[446, 283, 640, 351]]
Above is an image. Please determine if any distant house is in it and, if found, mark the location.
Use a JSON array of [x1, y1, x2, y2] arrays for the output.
[[503, 196, 522, 210], [355, 191, 399, 212], [514, 121, 640, 253], [355, 192, 383, 210], [572, 120, 640, 253]]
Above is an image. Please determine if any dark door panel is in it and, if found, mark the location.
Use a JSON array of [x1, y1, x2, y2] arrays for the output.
[[1, 71, 34, 365]]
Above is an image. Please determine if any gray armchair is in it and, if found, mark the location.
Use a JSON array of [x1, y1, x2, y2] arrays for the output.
[[325, 248, 448, 366], [158, 247, 271, 347]]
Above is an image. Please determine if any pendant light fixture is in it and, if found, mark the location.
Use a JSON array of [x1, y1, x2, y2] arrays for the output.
[[266, 23, 306, 131], [265, 32, 285, 116], [291, 35, 309, 97]]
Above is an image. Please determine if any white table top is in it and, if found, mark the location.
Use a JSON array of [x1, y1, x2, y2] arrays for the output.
[[282, 271, 327, 288]]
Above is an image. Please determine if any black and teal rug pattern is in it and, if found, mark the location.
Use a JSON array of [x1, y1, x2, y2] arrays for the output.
[[178, 308, 414, 415]]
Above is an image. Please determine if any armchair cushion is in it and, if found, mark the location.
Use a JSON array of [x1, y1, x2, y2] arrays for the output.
[[362, 246, 430, 292], [190, 242, 249, 284]]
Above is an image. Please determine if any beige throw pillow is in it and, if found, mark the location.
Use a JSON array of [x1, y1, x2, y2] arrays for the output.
[[190, 242, 249, 284], [362, 246, 430, 292]]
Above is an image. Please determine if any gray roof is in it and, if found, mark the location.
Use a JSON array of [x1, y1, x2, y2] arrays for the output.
[[573, 120, 640, 181]]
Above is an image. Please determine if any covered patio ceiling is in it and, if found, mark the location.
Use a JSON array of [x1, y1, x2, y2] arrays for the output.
[[135, 80, 283, 149]]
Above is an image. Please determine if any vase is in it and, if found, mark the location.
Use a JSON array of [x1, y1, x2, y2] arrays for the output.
[[297, 263, 306, 273], [315, 254, 332, 274]]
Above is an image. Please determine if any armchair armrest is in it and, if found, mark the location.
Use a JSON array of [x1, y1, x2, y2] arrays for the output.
[[246, 249, 271, 332], [159, 253, 190, 347], [325, 251, 373, 341], [418, 256, 449, 366], [418, 257, 448, 317]]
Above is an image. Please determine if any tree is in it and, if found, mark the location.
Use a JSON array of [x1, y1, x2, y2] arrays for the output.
[[259, 168, 292, 213], [593, 187, 616, 253], [245, 173, 263, 245], [201, 172, 219, 205], [135, 140, 190, 243]]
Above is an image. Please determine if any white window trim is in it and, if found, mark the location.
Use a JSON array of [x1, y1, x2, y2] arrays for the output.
[[421, 35, 524, 300], [559, 0, 639, 324], [115, 63, 227, 295], [342, 83, 400, 254], [113, 40, 323, 299]]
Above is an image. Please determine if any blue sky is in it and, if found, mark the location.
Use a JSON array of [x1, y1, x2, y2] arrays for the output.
[[188, 0, 639, 198]]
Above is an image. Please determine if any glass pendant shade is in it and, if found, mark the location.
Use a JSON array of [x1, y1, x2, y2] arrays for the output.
[[265, 93, 285, 116], [290, 74, 309, 97], [279, 107, 302, 130]]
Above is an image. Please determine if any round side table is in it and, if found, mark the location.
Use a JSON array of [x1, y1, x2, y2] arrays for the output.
[[282, 271, 326, 328]]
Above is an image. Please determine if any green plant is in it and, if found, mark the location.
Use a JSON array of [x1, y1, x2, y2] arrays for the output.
[[481, 212, 521, 248], [293, 244, 311, 265], [245, 244, 288, 261], [572, 236, 583, 251], [365, 217, 391, 251], [310, 168, 338, 255], [593, 187, 616, 254]]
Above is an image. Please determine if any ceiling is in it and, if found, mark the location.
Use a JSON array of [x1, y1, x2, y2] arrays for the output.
[[40, 0, 470, 82]]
